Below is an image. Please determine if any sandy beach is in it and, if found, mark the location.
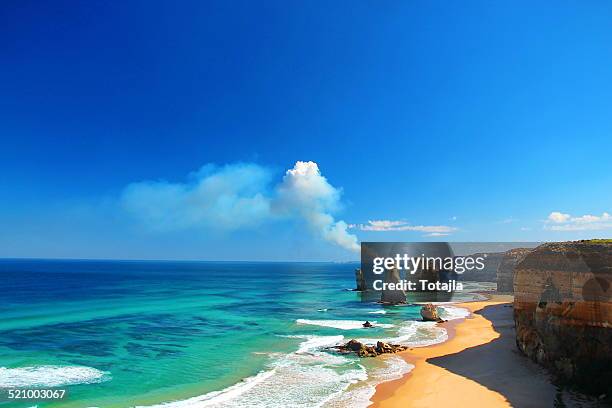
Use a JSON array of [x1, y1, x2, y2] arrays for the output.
[[370, 295, 564, 408]]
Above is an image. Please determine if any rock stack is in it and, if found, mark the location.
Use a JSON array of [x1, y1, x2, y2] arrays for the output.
[[460, 252, 504, 282], [354, 268, 366, 291], [496, 248, 533, 293], [420, 303, 444, 322], [381, 266, 406, 304]]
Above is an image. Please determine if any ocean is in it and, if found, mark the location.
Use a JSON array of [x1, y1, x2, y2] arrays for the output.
[[0, 260, 484, 408]]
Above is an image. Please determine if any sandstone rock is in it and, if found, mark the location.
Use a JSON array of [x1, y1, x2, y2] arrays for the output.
[[420, 303, 443, 322], [333, 339, 408, 357], [381, 266, 406, 304], [496, 248, 533, 293], [461, 252, 505, 282], [513, 241, 612, 396], [362, 320, 373, 328], [345, 339, 364, 352]]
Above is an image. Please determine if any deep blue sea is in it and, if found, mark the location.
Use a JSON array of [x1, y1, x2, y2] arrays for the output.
[[0, 260, 478, 407]]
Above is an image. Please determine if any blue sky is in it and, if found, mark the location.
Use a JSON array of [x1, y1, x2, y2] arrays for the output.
[[1, 1, 611, 260]]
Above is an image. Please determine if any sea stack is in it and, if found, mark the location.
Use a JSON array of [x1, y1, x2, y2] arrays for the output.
[[496, 248, 533, 293], [381, 266, 406, 304], [420, 303, 443, 322], [354, 268, 366, 291], [460, 252, 504, 282], [513, 241, 612, 396]]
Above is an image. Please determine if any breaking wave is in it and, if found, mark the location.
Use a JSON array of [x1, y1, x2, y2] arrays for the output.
[[0, 365, 110, 388], [295, 319, 394, 330]]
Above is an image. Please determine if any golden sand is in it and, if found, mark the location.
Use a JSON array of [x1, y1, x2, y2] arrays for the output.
[[370, 296, 514, 408]]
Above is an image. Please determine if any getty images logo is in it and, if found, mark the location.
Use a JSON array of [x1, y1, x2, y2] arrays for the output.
[[372, 253, 487, 275]]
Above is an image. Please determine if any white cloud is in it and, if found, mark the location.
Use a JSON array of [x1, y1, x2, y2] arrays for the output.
[[122, 161, 360, 252], [545, 211, 612, 231], [362, 220, 406, 229], [547, 211, 571, 223], [352, 220, 457, 235], [572, 214, 609, 223]]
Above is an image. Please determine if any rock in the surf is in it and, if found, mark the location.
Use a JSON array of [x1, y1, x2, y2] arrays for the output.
[[354, 268, 366, 291], [381, 265, 406, 304], [420, 303, 443, 322], [332, 339, 408, 357]]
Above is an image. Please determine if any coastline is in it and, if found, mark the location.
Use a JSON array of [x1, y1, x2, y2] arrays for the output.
[[370, 295, 515, 407]]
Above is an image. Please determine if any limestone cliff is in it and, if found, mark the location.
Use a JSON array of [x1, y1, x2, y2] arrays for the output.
[[460, 252, 504, 282], [496, 248, 533, 293], [513, 241, 612, 396]]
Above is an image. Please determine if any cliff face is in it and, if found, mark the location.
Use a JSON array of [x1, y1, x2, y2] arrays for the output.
[[460, 252, 504, 282], [496, 248, 533, 293], [513, 241, 612, 395]]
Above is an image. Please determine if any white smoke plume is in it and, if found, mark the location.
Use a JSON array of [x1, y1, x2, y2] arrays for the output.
[[122, 163, 272, 231], [121, 161, 360, 252], [274, 161, 360, 252]]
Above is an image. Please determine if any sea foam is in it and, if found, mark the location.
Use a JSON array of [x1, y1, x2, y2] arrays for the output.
[[438, 305, 470, 320], [324, 355, 414, 407], [0, 365, 109, 388], [357, 320, 448, 347], [295, 319, 394, 330], [138, 335, 366, 408], [140, 312, 452, 407], [141, 318, 433, 408]]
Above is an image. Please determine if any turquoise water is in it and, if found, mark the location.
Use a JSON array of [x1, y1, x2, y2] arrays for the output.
[[0, 260, 473, 407]]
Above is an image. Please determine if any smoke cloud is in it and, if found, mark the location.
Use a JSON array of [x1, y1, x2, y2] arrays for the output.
[[121, 161, 360, 252], [274, 161, 360, 252], [122, 163, 272, 231]]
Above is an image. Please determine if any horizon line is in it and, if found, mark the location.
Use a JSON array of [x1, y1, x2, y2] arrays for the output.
[[0, 256, 361, 264]]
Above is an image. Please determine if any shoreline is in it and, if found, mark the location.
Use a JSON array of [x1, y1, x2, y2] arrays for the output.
[[370, 295, 514, 407]]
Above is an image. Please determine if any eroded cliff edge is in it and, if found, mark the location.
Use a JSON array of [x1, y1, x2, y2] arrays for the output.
[[496, 248, 533, 293], [513, 241, 612, 397]]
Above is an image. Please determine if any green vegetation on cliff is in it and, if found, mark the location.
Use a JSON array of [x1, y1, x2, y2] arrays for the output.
[[581, 239, 612, 244]]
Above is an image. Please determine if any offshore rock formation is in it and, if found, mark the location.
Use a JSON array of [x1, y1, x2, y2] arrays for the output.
[[332, 339, 409, 357], [496, 248, 533, 293], [420, 303, 443, 322], [513, 241, 612, 396], [460, 252, 504, 282], [354, 268, 366, 291], [381, 266, 406, 304]]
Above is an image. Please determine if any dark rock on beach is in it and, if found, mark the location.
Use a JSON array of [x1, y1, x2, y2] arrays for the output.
[[332, 339, 409, 357]]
